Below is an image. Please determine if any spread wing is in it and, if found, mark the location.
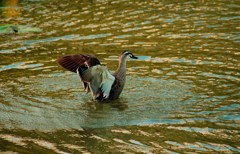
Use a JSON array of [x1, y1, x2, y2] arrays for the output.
[[56, 54, 101, 73], [80, 65, 115, 100], [57, 54, 101, 93]]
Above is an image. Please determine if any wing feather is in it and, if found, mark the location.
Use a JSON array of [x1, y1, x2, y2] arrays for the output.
[[100, 69, 115, 98], [57, 54, 101, 94], [81, 65, 115, 100], [57, 54, 100, 73]]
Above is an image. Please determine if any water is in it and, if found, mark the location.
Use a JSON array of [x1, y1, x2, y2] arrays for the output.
[[0, 0, 239, 153]]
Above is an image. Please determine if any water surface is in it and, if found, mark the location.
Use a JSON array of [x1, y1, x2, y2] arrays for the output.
[[0, 0, 239, 153]]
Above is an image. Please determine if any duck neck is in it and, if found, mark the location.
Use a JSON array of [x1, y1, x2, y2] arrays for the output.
[[115, 55, 127, 78]]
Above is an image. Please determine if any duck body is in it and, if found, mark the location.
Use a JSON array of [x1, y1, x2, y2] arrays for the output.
[[57, 50, 137, 101]]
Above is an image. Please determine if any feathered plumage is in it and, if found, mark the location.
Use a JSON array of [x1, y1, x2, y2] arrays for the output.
[[57, 50, 137, 101]]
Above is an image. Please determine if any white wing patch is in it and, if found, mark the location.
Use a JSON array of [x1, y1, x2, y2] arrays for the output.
[[81, 65, 115, 99], [100, 68, 115, 98]]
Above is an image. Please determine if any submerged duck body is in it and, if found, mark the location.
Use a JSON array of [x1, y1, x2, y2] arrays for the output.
[[57, 50, 137, 101]]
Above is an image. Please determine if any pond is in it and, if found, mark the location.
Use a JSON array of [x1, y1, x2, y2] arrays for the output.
[[0, 0, 239, 153]]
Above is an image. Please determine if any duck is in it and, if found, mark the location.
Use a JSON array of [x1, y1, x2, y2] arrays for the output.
[[57, 50, 138, 101]]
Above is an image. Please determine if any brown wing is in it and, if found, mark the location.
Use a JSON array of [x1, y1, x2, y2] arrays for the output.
[[57, 54, 101, 94], [56, 54, 101, 73]]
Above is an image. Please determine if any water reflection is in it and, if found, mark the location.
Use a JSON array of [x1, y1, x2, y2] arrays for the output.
[[0, 0, 239, 153], [0, 0, 20, 18], [0, 74, 193, 129]]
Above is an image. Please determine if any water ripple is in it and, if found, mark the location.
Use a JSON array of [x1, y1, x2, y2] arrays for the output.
[[0, 62, 43, 72], [0, 0, 239, 153]]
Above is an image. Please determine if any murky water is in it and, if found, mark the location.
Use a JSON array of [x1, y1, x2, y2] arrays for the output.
[[0, 0, 239, 153]]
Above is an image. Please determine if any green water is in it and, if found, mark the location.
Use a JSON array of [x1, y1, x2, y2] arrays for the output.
[[0, 0, 239, 153]]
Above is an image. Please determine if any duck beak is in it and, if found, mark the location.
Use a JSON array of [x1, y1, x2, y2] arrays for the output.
[[130, 54, 138, 59]]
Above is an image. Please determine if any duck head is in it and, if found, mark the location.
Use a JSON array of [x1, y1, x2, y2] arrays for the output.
[[121, 50, 138, 59]]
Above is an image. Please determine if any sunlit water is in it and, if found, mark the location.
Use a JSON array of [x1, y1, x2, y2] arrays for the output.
[[0, 0, 239, 153]]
